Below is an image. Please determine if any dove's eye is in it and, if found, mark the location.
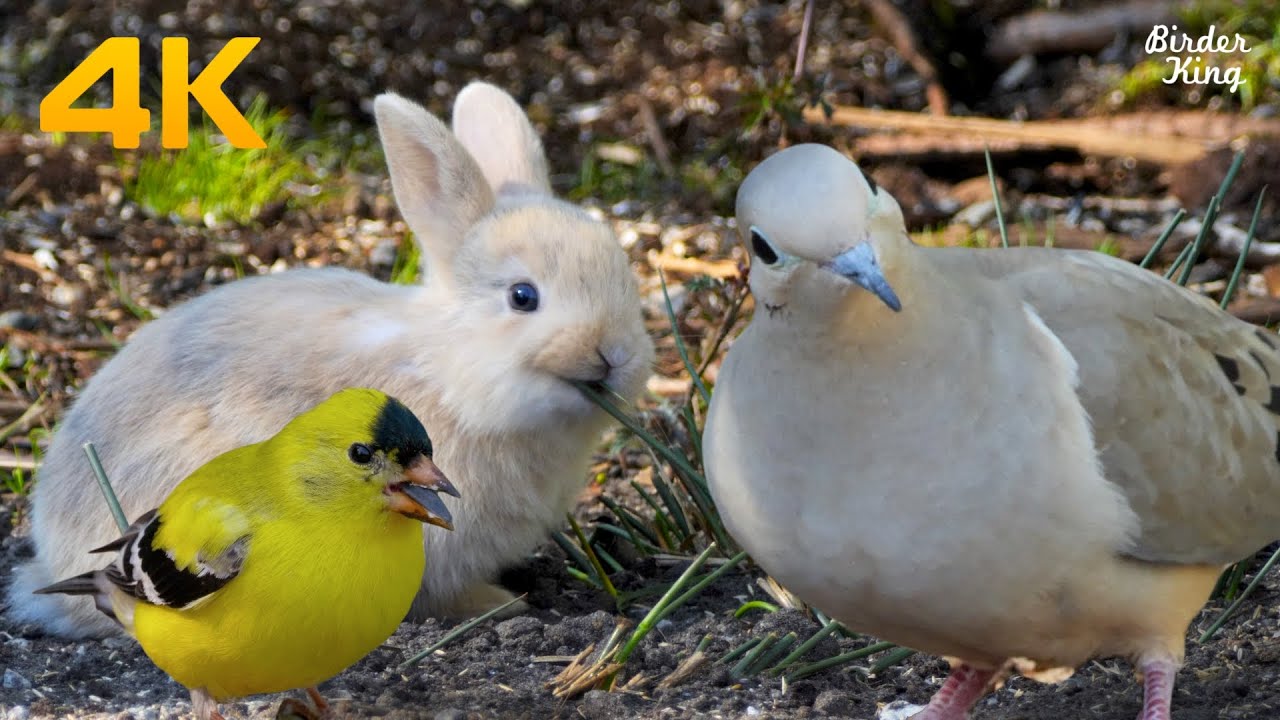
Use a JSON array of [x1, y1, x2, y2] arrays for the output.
[[750, 228, 779, 265]]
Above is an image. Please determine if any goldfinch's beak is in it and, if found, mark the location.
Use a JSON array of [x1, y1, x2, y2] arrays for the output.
[[385, 455, 460, 530]]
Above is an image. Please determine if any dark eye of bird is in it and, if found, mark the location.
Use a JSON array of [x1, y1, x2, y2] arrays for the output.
[[751, 228, 779, 265], [508, 282, 540, 312], [348, 443, 374, 465]]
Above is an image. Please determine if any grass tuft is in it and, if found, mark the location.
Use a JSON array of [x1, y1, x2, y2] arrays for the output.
[[128, 96, 305, 225]]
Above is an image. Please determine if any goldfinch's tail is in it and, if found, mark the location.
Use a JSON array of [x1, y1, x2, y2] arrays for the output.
[[33, 570, 133, 631], [34, 571, 99, 596]]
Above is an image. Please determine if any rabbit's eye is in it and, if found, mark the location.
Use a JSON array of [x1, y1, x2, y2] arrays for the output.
[[348, 443, 374, 465], [508, 282, 540, 312], [750, 227, 779, 265]]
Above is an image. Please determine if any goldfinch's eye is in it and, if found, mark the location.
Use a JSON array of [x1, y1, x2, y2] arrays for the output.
[[751, 228, 779, 265], [508, 282, 539, 312], [348, 443, 374, 465]]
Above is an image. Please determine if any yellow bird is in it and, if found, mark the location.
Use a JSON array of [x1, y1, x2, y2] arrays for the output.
[[37, 387, 460, 720]]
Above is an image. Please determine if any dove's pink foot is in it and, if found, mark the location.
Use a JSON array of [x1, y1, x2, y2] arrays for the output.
[[911, 663, 995, 720], [1138, 658, 1176, 720]]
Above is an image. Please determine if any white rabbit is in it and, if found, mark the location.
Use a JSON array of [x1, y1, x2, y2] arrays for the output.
[[8, 83, 655, 638]]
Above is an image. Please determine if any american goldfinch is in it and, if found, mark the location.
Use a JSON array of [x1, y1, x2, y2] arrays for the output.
[[37, 387, 460, 720]]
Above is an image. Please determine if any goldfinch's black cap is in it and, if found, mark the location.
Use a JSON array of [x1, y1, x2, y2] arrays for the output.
[[372, 396, 433, 463]]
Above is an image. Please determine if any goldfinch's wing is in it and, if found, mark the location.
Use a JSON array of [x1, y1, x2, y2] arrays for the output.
[[100, 497, 252, 610]]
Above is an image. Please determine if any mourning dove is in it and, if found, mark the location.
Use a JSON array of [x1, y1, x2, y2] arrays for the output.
[[703, 143, 1280, 720]]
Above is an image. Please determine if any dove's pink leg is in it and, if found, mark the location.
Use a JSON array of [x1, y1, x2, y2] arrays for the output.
[[1138, 658, 1176, 720], [911, 664, 995, 719]]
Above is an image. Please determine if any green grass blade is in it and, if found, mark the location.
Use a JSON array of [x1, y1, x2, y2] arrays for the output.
[[658, 550, 749, 621], [1199, 545, 1280, 642], [595, 522, 663, 555], [1220, 186, 1268, 309], [718, 636, 765, 666], [1176, 195, 1220, 286], [399, 593, 528, 668], [82, 442, 128, 533], [984, 147, 1008, 249], [660, 270, 711, 405], [574, 382, 734, 551], [614, 544, 719, 666], [552, 530, 601, 585], [600, 496, 663, 549], [1139, 209, 1187, 269], [594, 543, 625, 574], [567, 515, 618, 599], [630, 480, 679, 549], [734, 600, 779, 618], [770, 619, 842, 673], [650, 467, 692, 540], [868, 646, 917, 674], [784, 640, 896, 682], [1175, 149, 1246, 285], [731, 633, 778, 677], [1163, 230, 1200, 281], [747, 632, 798, 676]]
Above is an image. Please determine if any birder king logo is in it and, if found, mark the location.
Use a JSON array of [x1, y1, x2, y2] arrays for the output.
[[1144, 24, 1250, 95]]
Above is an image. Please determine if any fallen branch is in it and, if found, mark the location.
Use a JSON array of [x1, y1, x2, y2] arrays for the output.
[[986, 0, 1176, 63], [804, 106, 1280, 165], [1228, 297, 1280, 325]]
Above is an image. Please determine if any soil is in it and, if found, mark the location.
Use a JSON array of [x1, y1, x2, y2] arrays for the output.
[[3, 1, 1280, 718]]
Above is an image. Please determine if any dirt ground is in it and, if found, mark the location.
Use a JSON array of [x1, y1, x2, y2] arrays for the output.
[[3, 1, 1280, 718]]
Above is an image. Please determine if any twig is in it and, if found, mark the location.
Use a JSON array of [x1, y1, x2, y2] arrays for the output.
[[987, 0, 1176, 63], [636, 97, 674, 178], [864, 0, 949, 115], [793, 0, 816, 83]]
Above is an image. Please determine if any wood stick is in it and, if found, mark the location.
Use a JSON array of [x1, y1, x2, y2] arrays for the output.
[[987, 0, 1177, 63], [804, 106, 1280, 164]]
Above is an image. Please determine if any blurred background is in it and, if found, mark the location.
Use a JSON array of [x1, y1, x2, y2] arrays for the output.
[[2, 3, 1279, 716]]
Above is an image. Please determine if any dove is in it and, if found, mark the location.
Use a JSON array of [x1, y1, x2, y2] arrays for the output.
[[703, 143, 1280, 720]]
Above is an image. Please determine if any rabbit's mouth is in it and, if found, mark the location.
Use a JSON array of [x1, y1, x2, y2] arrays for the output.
[[567, 378, 612, 405]]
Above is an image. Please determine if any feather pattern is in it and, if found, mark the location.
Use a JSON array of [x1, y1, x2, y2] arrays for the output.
[[98, 509, 250, 610]]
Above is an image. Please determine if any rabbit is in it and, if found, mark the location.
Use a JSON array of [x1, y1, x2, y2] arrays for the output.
[[7, 82, 655, 638]]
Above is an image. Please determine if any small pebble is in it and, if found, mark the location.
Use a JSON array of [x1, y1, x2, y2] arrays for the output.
[[878, 700, 926, 720], [0, 310, 39, 332], [2, 668, 31, 690], [813, 688, 856, 716]]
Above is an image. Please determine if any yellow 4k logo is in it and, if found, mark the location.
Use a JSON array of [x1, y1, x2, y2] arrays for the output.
[[40, 37, 265, 149]]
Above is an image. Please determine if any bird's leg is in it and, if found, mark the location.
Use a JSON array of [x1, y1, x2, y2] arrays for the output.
[[306, 687, 330, 714], [910, 663, 996, 720], [189, 687, 225, 720], [1137, 658, 1177, 720], [275, 688, 332, 720]]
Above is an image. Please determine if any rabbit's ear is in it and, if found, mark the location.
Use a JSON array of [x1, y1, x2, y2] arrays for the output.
[[451, 82, 552, 197], [374, 93, 495, 280]]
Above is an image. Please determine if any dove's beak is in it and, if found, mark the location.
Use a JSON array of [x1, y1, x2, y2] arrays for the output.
[[823, 243, 902, 312], [385, 455, 460, 530]]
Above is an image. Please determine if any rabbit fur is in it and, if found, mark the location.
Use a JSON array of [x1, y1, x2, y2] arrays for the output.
[[8, 83, 655, 638]]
